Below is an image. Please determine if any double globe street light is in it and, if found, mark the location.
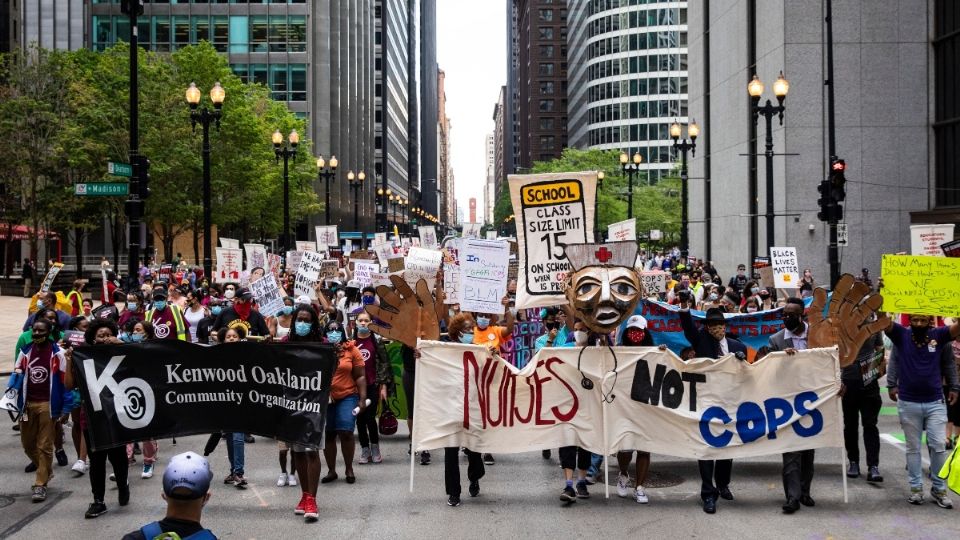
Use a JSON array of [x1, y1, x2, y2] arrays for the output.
[[316, 156, 338, 226], [670, 119, 700, 259], [185, 81, 225, 280], [272, 128, 299, 255], [619, 151, 643, 219], [748, 71, 790, 253]]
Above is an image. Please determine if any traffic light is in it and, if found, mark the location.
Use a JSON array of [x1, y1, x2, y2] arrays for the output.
[[120, 0, 144, 16], [138, 156, 151, 199], [829, 158, 846, 202]]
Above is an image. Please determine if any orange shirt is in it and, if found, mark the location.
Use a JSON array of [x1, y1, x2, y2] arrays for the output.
[[473, 325, 510, 349], [330, 341, 365, 400]]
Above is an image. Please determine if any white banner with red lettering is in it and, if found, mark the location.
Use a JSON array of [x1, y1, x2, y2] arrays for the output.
[[413, 343, 842, 459]]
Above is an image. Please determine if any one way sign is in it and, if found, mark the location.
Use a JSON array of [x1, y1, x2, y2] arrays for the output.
[[837, 223, 848, 246]]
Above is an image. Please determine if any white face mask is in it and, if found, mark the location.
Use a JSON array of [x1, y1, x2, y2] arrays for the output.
[[573, 330, 588, 346], [224, 289, 236, 299]]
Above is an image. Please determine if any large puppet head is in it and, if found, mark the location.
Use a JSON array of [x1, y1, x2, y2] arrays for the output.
[[563, 242, 642, 334]]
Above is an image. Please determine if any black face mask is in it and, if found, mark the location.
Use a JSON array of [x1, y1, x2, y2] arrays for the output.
[[782, 315, 804, 332], [544, 321, 559, 331], [910, 324, 929, 341]]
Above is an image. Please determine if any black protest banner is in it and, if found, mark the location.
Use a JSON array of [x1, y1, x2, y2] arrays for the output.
[[72, 341, 335, 451]]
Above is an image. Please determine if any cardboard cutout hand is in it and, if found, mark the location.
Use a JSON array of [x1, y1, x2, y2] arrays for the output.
[[363, 275, 440, 348], [808, 273, 890, 367]]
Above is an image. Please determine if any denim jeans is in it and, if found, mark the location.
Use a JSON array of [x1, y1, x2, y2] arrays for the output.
[[897, 399, 947, 492], [587, 453, 604, 478], [225, 432, 245, 476]]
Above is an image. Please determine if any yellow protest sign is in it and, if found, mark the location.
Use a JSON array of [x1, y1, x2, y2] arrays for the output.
[[880, 254, 960, 316]]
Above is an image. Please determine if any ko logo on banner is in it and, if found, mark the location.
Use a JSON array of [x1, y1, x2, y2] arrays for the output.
[[84, 355, 156, 430]]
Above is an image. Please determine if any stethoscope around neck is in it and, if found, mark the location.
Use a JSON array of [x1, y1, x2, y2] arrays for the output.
[[575, 334, 619, 403]]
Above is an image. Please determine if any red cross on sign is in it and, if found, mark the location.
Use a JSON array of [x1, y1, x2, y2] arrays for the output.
[[594, 247, 613, 263]]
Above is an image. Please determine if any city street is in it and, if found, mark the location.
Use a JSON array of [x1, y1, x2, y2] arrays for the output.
[[2, 298, 958, 539]]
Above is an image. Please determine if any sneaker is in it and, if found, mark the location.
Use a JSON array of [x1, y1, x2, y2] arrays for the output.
[[172, 437, 177, 446], [616, 473, 631, 498], [846, 461, 860, 478], [447, 494, 461, 507], [303, 494, 319, 522], [71, 460, 88, 475], [635, 486, 649, 504], [118, 482, 130, 506], [109, 472, 116, 482], [560, 485, 577, 503], [469, 480, 480, 497], [141, 463, 154, 479], [932, 489, 954, 509], [245, 434, 255, 443], [866, 466, 883, 483], [542, 449, 551, 459], [584, 473, 597, 485], [31, 485, 46, 502], [358, 447, 371, 464], [55, 448, 68, 467], [277, 473, 289, 487], [908, 489, 924, 505], [482, 453, 495, 465], [287, 473, 298, 487], [234, 474, 248, 489], [294, 493, 307, 515], [576, 481, 590, 499], [371, 444, 383, 464], [223, 473, 236, 485], [84, 501, 107, 519], [420, 450, 431, 466]]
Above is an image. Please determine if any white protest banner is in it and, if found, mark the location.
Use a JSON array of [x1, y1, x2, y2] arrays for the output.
[[462, 222, 482, 238], [286, 251, 305, 276], [418, 226, 438, 249], [413, 343, 841, 460], [315, 225, 339, 249], [249, 274, 286, 318], [371, 242, 395, 267], [295, 241, 316, 252], [39, 262, 64, 294], [214, 248, 243, 283], [219, 237, 240, 249], [770, 246, 800, 289], [404, 247, 442, 288], [607, 218, 636, 242], [509, 171, 596, 309], [294, 251, 325, 299], [910, 224, 955, 257], [353, 261, 378, 287], [460, 239, 510, 314], [640, 271, 668, 294], [374, 232, 388, 246], [442, 239, 463, 305], [244, 243, 267, 271]]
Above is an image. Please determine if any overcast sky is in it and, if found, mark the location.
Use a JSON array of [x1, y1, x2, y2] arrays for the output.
[[436, 0, 506, 222]]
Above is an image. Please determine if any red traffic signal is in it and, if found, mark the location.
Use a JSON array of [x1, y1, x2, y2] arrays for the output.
[[831, 159, 846, 172]]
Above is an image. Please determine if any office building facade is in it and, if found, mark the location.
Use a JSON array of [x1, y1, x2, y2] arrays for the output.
[[484, 132, 495, 224], [567, 0, 688, 184]]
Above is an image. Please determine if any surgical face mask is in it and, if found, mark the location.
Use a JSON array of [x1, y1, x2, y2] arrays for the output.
[[573, 330, 588, 345], [326, 330, 343, 343], [211, 306, 223, 316], [477, 317, 490, 329], [362, 295, 375, 305], [129, 333, 145, 343], [224, 289, 236, 299], [336, 291, 345, 300], [357, 326, 371, 337], [119, 332, 130, 342], [751, 287, 760, 295], [708, 293, 719, 302], [153, 300, 167, 311], [280, 306, 294, 316], [36, 300, 45, 309], [127, 302, 138, 310], [459, 332, 474, 344], [294, 321, 312, 337]]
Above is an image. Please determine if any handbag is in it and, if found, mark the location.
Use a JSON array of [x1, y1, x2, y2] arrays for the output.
[[378, 408, 398, 436], [938, 443, 960, 496]]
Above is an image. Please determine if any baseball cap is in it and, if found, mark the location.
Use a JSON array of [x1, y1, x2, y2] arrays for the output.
[[152, 287, 168, 299], [235, 287, 254, 301], [295, 294, 312, 305], [162, 452, 212, 500], [624, 315, 648, 330]]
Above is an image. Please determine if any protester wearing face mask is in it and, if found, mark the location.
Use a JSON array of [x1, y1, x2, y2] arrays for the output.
[[183, 289, 208, 343], [23, 291, 71, 332], [471, 296, 516, 350], [119, 320, 161, 480], [118, 292, 145, 330], [615, 315, 655, 505], [320, 320, 367, 486], [269, 297, 296, 340], [739, 280, 762, 314], [718, 291, 740, 314], [213, 287, 269, 340], [534, 306, 573, 350], [352, 311, 393, 465], [222, 283, 238, 301], [145, 287, 188, 341], [679, 306, 747, 514], [727, 264, 748, 295], [195, 299, 223, 345]]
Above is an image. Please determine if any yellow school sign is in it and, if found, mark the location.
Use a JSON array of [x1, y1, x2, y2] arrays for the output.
[[880, 254, 960, 316]]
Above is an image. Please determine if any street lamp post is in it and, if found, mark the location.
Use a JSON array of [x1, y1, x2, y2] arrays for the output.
[[186, 81, 225, 281], [748, 71, 789, 254], [347, 170, 365, 247], [316, 155, 338, 226], [377, 187, 392, 232], [594, 171, 605, 241], [670, 119, 700, 259], [272, 128, 299, 255], [619, 151, 643, 219], [390, 195, 399, 231]]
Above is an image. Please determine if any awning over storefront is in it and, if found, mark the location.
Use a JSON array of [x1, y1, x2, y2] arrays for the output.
[[0, 224, 61, 241]]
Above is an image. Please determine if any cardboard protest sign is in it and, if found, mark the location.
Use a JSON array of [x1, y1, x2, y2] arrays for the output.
[[249, 274, 286, 318], [910, 224, 955, 257], [770, 247, 799, 289], [39, 262, 64, 294], [244, 243, 267, 271], [462, 222, 481, 238], [752, 256, 771, 280], [315, 225, 339, 249], [881, 254, 960, 316], [414, 342, 841, 460], [285, 251, 305, 276], [267, 253, 282, 277], [607, 218, 637, 242], [460, 239, 510, 314], [759, 266, 775, 289], [374, 232, 388, 246], [295, 241, 316, 252], [418, 226, 438, 249], [294, 251, 325, 299], [404, 247, 442, 288], [370, 271, 401, 288], [442, 239, 463, 305], [353, 262, 378, 287], [320, 259, 339, 279], [639, 271, 668, 295], [219, 237, 240, 249], [215, 248, 243, 283], [386, 257, 405, 273], [509, 171, 596, 309]]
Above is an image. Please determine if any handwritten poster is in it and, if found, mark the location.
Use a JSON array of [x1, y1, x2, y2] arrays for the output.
[[418, 226, 438, 249], [607, 218, 637, 242], [315, 225, 339, 249], [910, 224, 955, 257], [286, 251, 305, 276], [880, 254, 960, 316], [640, 271, 668, 295], [295, 241, 316, 253], [214, 248, 243, 283], [770, 246, 799, 289], [374, 232, 388, 246], [294, 251, 325, 299], [460, 239, 509, 315], [244, 243, 267, 271], [249, 274, 286, 318], [442, 239, 462, 305], [219, 237, 240, 249], [320, 259, 340, 279], [39, 262, 64, 294], [353, 262, 378, 287], [371, 271, 401, 288], [404, 247, 442, 288], [462, 222, 481, 238]]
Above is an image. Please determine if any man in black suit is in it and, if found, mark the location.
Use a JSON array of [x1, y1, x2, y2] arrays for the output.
[[679, 306, 748, 514]]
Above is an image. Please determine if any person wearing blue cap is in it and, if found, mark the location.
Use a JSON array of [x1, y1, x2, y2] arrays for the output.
[[122, 452, 217, 540]]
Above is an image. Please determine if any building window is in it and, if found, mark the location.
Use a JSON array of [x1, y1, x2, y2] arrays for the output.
[[538, 9, 553, 21], [934, 0, 959, 206], [538, 26, 553, 40], [539, 81, 555, 94], [539, 44, 554, 58], [539, 118, 554, 130], [538, 63, 554, 76], [539, 135, 556, 148], [539, 99, 554, 112]]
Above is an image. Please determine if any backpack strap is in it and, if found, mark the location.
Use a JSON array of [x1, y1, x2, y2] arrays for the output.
[[140, 522, 163, 539], [185, 529, 216, 540]]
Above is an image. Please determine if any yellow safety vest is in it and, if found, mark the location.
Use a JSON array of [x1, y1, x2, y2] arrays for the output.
[[145, 304, 188, 341]]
